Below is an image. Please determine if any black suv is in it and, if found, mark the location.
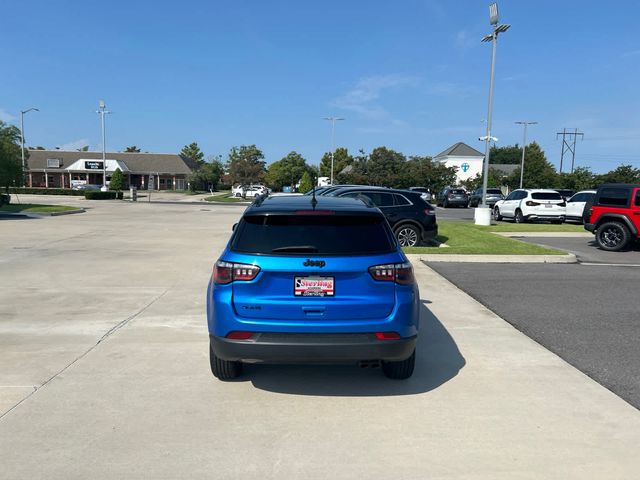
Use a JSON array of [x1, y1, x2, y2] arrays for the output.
[[326, 187, 437, 247], [584, 183, 640, 251]]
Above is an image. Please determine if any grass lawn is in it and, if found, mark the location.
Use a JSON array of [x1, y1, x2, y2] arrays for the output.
[[404, 222, 566, 255], [1, 203, 78, 214], [204, 194, 247, 203]]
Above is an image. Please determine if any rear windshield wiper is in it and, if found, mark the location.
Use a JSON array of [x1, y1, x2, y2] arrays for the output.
[[272, 245, 319, 253]]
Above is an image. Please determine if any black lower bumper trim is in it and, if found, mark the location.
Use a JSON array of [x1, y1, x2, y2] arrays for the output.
[[211, 333, 417, 364], [584, 223, 595, 232]]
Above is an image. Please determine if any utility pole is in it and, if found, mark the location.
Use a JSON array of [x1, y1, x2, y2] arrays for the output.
[[97, 100, 111, 191], [323, 117, 344, 185], [515, 121, 537, 189], [556, 128, 584, 173], [20, 108, 39, 186]]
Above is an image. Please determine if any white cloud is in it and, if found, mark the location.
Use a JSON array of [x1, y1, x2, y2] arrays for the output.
[[57, 139, 91, 151], [0, 108, 16, 122], [331, 74, 421, 120]]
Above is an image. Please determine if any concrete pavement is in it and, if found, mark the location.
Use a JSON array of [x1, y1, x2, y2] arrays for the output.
[[1, 202, 639, 479]]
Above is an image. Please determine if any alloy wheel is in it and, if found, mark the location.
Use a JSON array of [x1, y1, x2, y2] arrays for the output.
[[397, 227, 418, 247], [602, 226, 623, 248]]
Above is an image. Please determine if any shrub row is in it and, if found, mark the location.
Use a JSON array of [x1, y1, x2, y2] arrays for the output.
[[9, 187, 85, 196], [84, 191, 123, 200]]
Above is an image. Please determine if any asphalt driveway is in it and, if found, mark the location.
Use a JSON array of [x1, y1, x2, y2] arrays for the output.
[[518, 236, 640, 265], [428, 261, 640, 409]]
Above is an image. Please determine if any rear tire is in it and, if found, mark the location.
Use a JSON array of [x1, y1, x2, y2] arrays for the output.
[[515, 209, 526, 224], [596, 221, 631, 252], [210, 345, 242, 380], [395, 224, 420, 247], [382, 350, 415, 379]]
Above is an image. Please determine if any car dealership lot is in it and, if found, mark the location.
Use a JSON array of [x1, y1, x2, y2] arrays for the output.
[[1, 201, 640, 479]]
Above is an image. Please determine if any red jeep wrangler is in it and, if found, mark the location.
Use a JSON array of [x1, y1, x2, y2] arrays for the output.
[[584, 183, 640, 251]]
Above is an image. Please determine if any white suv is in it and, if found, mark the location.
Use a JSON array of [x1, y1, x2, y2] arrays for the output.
[[493, 189, 566, 223]]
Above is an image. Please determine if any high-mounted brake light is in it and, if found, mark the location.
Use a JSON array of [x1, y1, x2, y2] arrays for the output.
[[213, 261, 260, 285], [295, 210, 336, 215], [368, 262, 415, 285]]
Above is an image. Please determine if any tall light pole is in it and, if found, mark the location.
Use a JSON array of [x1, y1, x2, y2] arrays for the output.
[[20, 108, 39, 186], [97, 100, 111, 191], [515, 121, 537, 189], [323, 117, 344, 185], [479, 3, 510, 211]]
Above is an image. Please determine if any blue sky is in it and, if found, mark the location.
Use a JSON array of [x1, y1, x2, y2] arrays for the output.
[[3, 0, 640, 172]]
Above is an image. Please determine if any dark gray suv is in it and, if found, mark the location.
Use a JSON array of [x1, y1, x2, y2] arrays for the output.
[[468, 188, 504, 207]]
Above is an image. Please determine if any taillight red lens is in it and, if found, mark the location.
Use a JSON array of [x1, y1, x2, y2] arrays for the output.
[[213, 261, 234, 284], [369, 264, 395, 282], [559, 201, 566, 207], [226, 331, 254, 340], [375, 332, 401, 340], [526, 201, 540, 206], [368, 262, 415, 285], [213, 261, 260, 284], [424, 209, 435, 216]]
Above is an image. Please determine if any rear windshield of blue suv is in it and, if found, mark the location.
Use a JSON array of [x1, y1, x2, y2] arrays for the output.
[[231, 214, 396, 255]]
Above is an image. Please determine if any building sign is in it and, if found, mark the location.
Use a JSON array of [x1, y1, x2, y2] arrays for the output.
[[85, 161, 104, 170], [461, 162, 470, 172], [47, 158, 62, 168]]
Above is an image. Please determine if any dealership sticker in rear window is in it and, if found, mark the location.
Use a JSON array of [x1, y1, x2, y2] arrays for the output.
[[294, 276, 335, 297]]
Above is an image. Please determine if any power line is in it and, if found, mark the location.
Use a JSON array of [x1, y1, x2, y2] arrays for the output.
[[556, 128, 584, 173]]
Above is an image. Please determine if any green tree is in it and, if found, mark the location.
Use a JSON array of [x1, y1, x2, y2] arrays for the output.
[[226, 145, 266, 186], [188, 159, 224, 192], [265, 151, 311, 191], [595, 164, 640, 185], [180, 142, 205, 166], [125, 146, 141, 153], [460, 168, 507, 191], [109, 168, 125, 191], [0, 121, 25, 189], [366, 147, 406, 186], [298, 171, 313, 193], [556, 167, 597, 191], [505, 142, 557, 189], [489, 145, 521, 164], [76, 145, 89, 152], [319, 148, 353, 179]]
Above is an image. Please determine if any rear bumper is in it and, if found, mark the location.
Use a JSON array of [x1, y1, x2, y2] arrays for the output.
[[211, 333, 417, 363], [421, 223, 438, 240], [525, 213, 565, 221]]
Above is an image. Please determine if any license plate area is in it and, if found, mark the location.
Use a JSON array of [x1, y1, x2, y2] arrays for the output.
[[545, 204, 553, 208], [294, 276, 335, 297]]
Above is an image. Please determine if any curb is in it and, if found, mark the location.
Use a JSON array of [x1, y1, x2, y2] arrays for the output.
[[493, 232, 591, 238], [25, 209, 85, 217], [404, 253, 577, 264]]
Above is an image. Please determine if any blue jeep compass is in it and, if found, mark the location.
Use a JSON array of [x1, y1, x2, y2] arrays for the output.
[[206, 195, 420, 380]]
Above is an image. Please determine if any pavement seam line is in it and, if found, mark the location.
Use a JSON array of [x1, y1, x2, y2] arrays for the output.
[[0, 287, 170, 422]]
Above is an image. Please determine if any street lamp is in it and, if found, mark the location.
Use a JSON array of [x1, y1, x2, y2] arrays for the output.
[[20, 107, 39, 186], [477, 2, 510, 224], [515, 121, 538, 189], [323, 117, 344, 185], [96, 100, 111, 191]]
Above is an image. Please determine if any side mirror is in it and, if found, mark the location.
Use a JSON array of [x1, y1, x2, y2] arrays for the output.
[[232, 223, 238, 232]]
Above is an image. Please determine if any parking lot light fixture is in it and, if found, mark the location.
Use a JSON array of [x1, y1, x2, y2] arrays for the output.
[[515, 121, 538, 189], [477, 2, 510, 224], [20, 107, 39, 185], [96, 100, 111, 191], [323, 117, 344, 185]]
